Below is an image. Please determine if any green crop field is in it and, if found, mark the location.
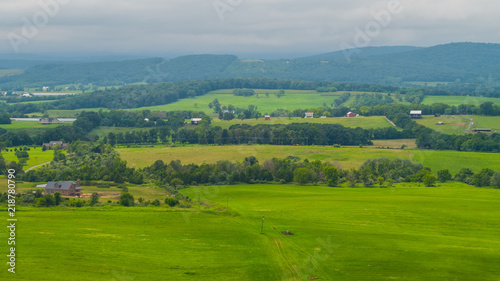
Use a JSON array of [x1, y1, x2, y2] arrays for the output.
[[117, 145, 500, 174], [211, 116, 393, 130], [3, 185, 499, 280], [422, 95, 500, 106]]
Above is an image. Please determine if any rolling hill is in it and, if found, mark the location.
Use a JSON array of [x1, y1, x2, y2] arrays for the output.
[[2, 42, 500, 88]]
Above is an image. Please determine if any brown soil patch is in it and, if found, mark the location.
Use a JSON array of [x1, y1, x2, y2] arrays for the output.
[[451, 122, 466, 128]]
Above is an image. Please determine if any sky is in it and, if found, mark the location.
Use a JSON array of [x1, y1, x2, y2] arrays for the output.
[[1, 0, 499, 58]]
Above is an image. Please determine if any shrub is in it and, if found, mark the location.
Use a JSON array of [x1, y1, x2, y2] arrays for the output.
[[423, 174, 437, 187], [165, 197, 180, 207], [119, 192, 134, 207]]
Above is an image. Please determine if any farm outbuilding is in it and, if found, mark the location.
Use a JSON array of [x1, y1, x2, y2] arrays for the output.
[[304, 112, 314, 118], [347, 112, 355, 118], [191, 118, 202, 125], [265, 115, 271, 121], [410, 110, 422, 119]]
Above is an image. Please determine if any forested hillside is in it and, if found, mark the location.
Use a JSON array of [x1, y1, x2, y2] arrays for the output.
[[2, 43, 500, 90]]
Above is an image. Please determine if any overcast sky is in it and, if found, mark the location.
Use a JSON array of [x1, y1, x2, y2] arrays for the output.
[[1, 0, 499, 57]]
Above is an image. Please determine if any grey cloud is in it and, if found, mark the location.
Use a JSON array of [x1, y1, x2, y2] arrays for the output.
[[1, 0, 499, 55]]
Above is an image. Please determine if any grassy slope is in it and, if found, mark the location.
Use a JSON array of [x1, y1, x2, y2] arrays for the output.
[[3, 186, 499, 280], [422, 95, 500, 106], [0, 207, 279, 281], [117, 145, 500, 174], [181, 185, 500, 280], [212, 116, 393, 130]]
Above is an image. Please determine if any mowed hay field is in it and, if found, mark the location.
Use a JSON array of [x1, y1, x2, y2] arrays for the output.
[[212, 116, 393, 130], [422, 95, 500, 106], [117, 145, 500, 174], [4, 185, 499, 280]]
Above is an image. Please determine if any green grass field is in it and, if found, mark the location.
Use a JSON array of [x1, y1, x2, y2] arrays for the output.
[[2, 147, 54, 170], [0, 121, 66, 131], [117, 145, 500, 174], [211, 116, 393, 130], [422, 95, 500, 106], [3, 185, 498, 280], [128, 90, 345, 116], [416, 115, 500, 134]]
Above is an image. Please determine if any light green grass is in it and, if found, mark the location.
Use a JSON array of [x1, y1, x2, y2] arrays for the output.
[[0, 121, 66, 131], [211, 116, 393, 130], [181, 184, 500, 280], [117, 145, 500, 174], [0, 206, 278, 281], [117, 145, 414, 170], [415, 115, 471, 134], [2, 147, 54, 170], [422, 95, 500, 106], [129, 90, 344, 116], [470, 115, 500, 132], [3, 186, 499, 280], [416, 115, 500, 134]]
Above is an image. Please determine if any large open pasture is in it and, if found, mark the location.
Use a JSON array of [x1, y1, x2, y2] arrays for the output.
[[211, 116, 394, 130], [117, 145, 500, 174], [3, 185, 499, 280], [129, 89, 344, 116], [422, 95, 500, 106]]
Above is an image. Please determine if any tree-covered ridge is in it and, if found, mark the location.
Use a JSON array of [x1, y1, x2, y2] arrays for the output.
[[3, 43, 500, 90]]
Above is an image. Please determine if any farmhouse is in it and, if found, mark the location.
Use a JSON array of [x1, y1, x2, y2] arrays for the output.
[[42, 141, 68, 150], [347, 112, 355, 118], [191, 118, 202, 125], [304, 112, 314, 119], [410, 110, 422, 119], [39, 118, 60, 125], [45, 181, 82, 197], [265, 115, 271, 121]]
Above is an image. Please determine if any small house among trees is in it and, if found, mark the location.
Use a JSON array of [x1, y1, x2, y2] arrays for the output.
[[45, 181, 82, 197], [304, 112, 314, 119], [347, 112, 355, 117], [410, 110, 422, 119], [42, 141, 68, 150], [265, 115, 271, 121]]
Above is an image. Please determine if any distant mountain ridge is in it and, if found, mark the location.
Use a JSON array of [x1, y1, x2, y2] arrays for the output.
[[1, 42, 500, 88]]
